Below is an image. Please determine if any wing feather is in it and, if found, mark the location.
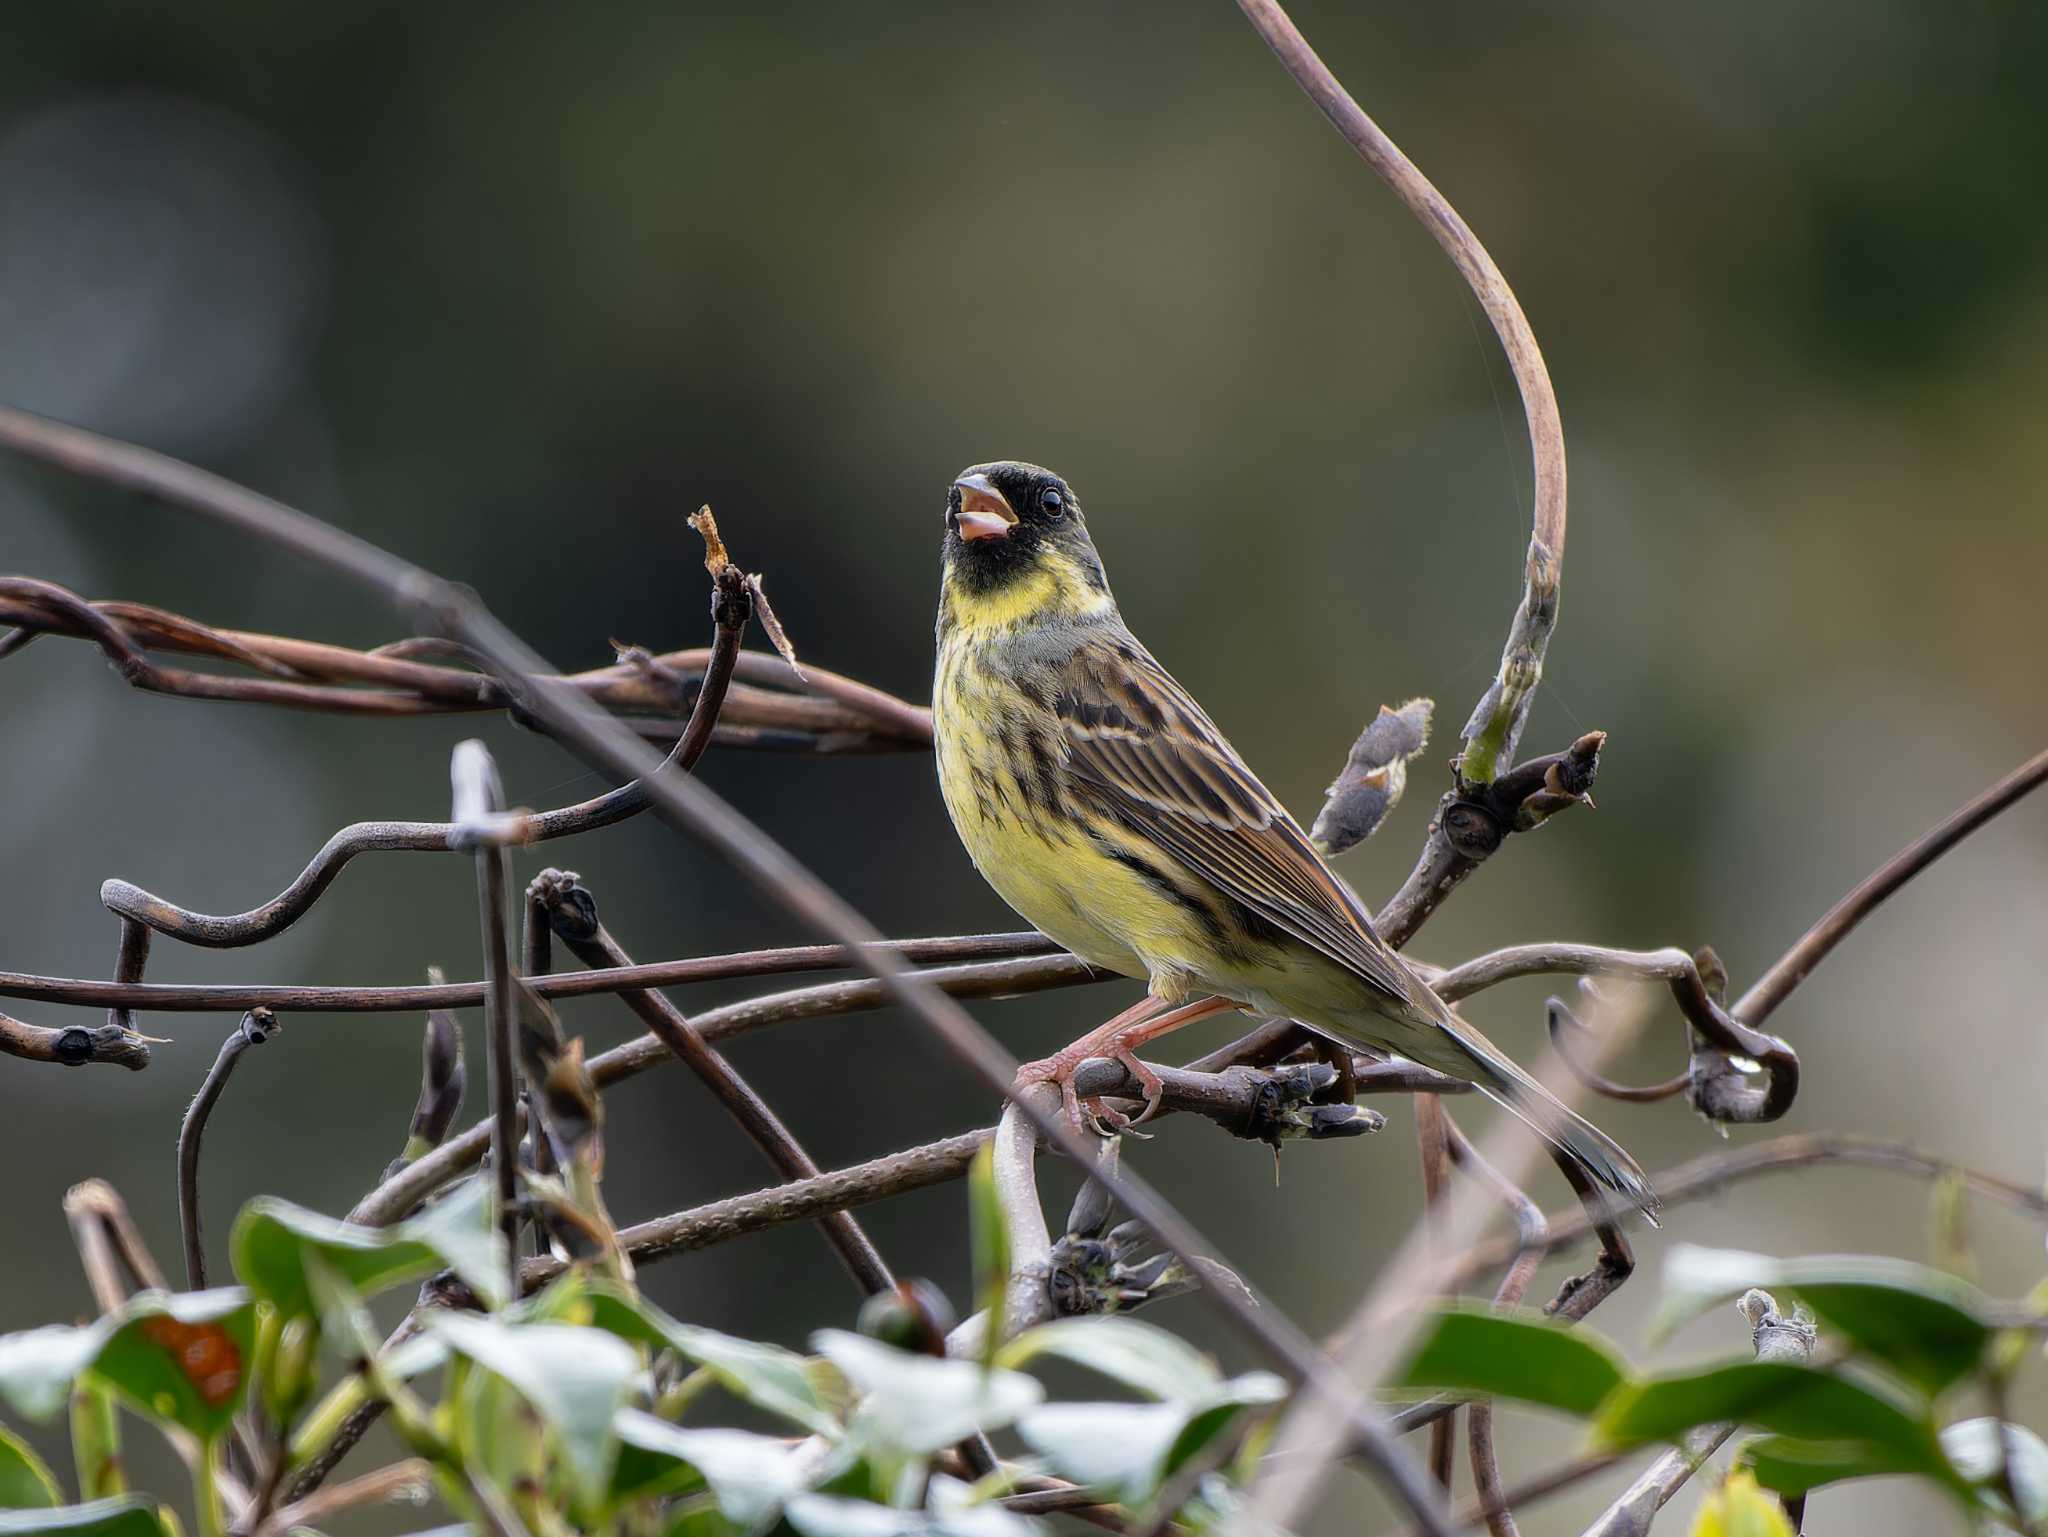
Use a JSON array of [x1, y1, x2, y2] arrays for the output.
[[1055, 638, 1427, 1015]]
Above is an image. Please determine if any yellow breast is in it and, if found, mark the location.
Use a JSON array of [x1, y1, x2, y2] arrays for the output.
[[932, 633, 1216, 991]]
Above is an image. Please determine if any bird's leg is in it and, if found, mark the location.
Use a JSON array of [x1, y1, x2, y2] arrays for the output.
[[1102, 995, 1242, 1126], [1015, 994, 1242, 1134], [1014, 994, 1174, 1131]]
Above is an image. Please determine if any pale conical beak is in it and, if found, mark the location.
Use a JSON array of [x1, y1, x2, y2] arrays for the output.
[[950, 473, 1017, 542]]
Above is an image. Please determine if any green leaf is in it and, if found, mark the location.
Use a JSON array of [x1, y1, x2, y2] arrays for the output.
[[967, 1146, 1008, 1367], [785, 1477, 1040, 1537], [424, 1313, 639, 1507], [812, 1332, 1041, 1456], [1016, 1403, 1183, 1502], [1744, 1419, 2048, 1524], [0, 1330, 108, 1426], [1391, 1305, 1630, 1418], [1017, 1375, 1283, 1506], [231, 1178, 506, 1321], [87, 1290, 254, 1440], [1157, 1376, 1286, 1487], [0, 1499, 166, 1537], [613, 1412, 816, 1528], [1596, 1363, 1960, 1492], [996, 1318, 1222, 1403], [581, 1286, 836, 1436], [1655, 1245, 1999, 1395], [1741, 1435, 1927, 1498], [0, 1424, 62, 1508]]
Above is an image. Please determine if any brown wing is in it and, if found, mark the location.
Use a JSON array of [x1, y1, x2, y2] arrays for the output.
[[1055, 634, 1428, 1016]]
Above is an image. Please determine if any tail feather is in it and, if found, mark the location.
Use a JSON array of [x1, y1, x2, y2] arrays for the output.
[[1458, 1041, 1661, 1224]]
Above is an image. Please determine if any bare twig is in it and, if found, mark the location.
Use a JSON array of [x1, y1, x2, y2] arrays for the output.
[[1416, 1094, 1457, 1493], [64, 1178, 170, 1308], [992, 1088, 1062, 1341], [0, 931, 1066, 1014], [0, 1007, 154, 1069], [179, 1009, 281, 1289], [249, 1458, 433, 1537], [107, 915, 151, 1041], [523, 1131, 995, 1287], [452, 741, 524, 1288], [99, 555, 745, 955], [1435, 1132, 2048, 1297], [348, 955, 1098, 1225], [533, 869, 897, 1297], [1444, 1117, 1548, 1537], [0, 577, 928, 746], [1233, 0, 1564, 788], [1732, 744, 2048, 1026]]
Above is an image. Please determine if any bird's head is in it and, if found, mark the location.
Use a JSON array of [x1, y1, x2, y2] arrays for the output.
[[938, 461, 1110, 620]]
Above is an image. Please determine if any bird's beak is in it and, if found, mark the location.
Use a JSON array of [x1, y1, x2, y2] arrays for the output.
[[950, 473, 1017, 542]]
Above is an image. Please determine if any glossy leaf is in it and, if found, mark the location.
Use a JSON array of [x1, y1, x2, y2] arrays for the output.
[[996, 1318, 1221, 1403], [1741, 1435, 1926, 1498], [425, 1313, 639, 1505], [1157, 1376, 1286, 1488], [1392, 1305, 1629, 1418], [1743, 1419, 2048, 1517], [0, 1425, 62, 1508], [814, 1333, 1041, 1456], [613, 1412, 816, 1528], [1655, 1246, 1999, 1395], [1595, 1362, 1959, 1491], [0, 1499, 167, 1537], [231, 1178, 506, 1320], [786, 1476, 1039, 1537], [0, 1293, 253, 1441], [0, 1328, 108, 1425], [582, 1286, 837, 1436], [89, 1291, 254, 1440], [1018, 1375, 1283, 1505]]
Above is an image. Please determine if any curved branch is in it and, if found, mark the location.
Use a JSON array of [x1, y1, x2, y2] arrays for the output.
[[1436, 1132, 2048, 1297], [0, 581, 929, 745], [1235, 0, 1563, 787], [1432, 941, 1796, 1122], [178, 1009, 279, 1287], [1546, 995, 1686, 1103], [1733, 743, 2048, 1026], [99, 548, 756, 950]]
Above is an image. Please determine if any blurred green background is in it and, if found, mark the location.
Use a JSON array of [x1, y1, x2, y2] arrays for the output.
[[4, 3, 2046, 1531]]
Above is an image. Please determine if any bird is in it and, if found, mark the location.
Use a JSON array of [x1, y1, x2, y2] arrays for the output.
[[930, 459, 1658, 1219]]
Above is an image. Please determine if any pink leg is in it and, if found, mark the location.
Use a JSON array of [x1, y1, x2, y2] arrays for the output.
[[1015, 993, 1242, 1133]]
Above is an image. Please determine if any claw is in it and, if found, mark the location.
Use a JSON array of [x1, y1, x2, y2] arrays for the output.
[[1014, 1052, 1118, 1141], [1112, 1047, 1166, 1126]]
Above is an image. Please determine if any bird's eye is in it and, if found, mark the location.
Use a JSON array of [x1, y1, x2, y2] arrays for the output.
[[1040, 488, 1065, 517]]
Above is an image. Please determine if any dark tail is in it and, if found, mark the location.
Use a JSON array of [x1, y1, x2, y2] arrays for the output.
[[1462, 1043, 1661, 1224]]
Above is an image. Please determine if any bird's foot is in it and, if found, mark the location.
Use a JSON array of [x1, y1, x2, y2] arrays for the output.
[[1012, 1038, 1171, 1138]]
